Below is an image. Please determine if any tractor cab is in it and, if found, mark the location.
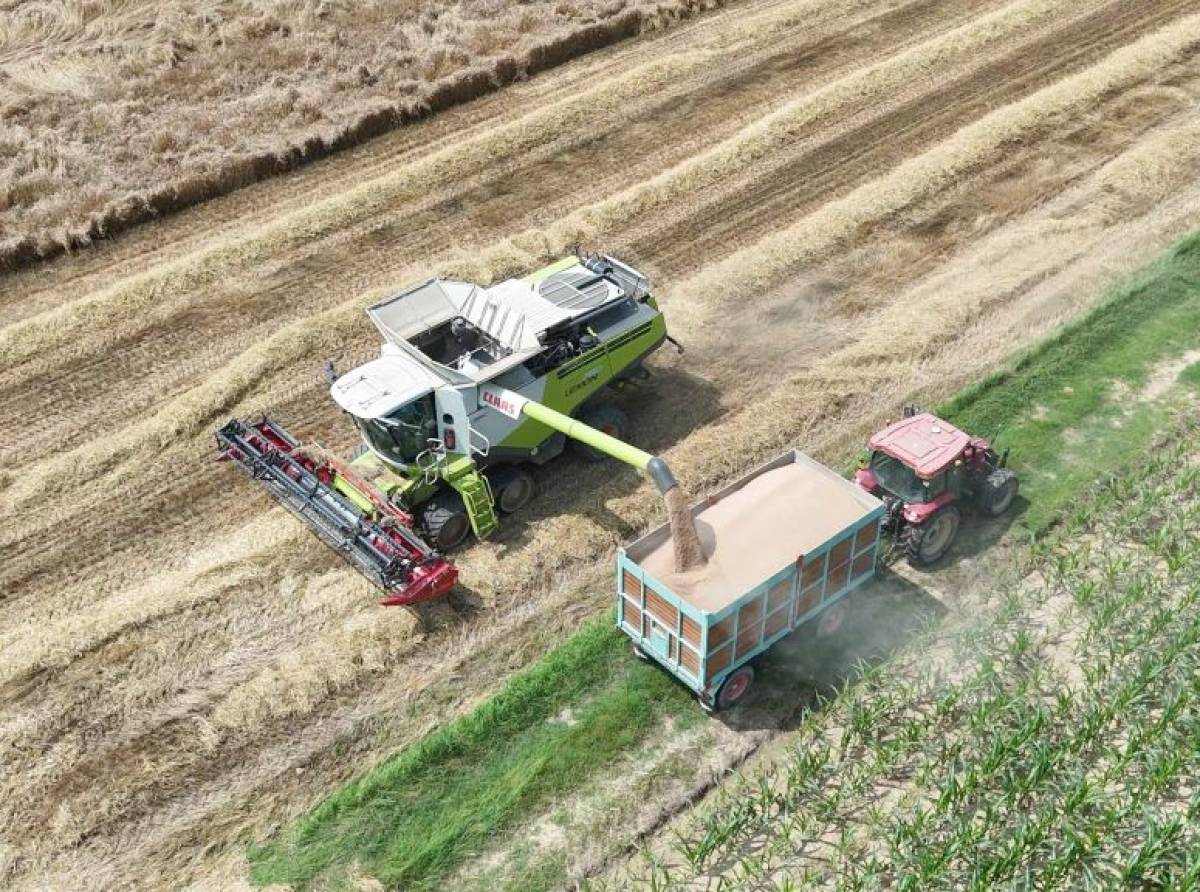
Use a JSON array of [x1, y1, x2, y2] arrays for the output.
[[859, 412, 972, 502], [855, 410, 1018, 565]]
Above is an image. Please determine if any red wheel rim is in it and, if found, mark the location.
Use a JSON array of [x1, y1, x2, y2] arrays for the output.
[[722, 670, 751, 705], [818, 601, 847, 638]]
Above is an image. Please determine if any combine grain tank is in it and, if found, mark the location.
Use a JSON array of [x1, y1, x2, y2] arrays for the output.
[[616, 450, 884, 710]]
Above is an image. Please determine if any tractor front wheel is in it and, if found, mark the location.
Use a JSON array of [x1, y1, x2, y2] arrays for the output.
[[422, 491, 472, 552], [903, 505, 961, 566], [979, 468, 1019, 517], [571, 404, 629, 462]]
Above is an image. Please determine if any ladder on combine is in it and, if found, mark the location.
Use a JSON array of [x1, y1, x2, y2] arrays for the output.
[[444, 456, 499, 539]]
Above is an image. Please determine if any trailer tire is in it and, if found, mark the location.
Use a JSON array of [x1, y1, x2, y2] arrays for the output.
[[979, 468, 1019, 517], [816, 599, 849, 638], [571, 404, 629, 462], [422, 491, 472, 552], [903, 505, 961, 566], [490, 467, 535, 514], [715, 666, 755, 710]]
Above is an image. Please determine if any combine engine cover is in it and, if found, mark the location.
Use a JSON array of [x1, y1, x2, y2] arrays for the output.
[[216, 417, 458, 606]]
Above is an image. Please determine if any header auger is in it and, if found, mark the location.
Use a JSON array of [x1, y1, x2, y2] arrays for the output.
[[216, 417, 459, 606], [217, 252, 683, 606]]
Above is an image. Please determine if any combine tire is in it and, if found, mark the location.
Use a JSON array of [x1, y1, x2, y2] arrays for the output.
[[422, 491, 472, 552], [715, 665, 755, 710], [903, 505, 961, 566], [979, 468, 1019, 516], [571, 404, 629, 462], [489, 467, 535, 514]]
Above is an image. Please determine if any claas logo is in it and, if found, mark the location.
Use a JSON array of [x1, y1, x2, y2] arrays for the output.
[[482, 389, 520, 417]]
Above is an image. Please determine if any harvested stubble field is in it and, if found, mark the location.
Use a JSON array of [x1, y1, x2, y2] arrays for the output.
[[0, 0, 715, 266], [3, 0, 1200, 888]]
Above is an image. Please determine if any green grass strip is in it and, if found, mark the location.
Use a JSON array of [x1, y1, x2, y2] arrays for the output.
[[939, 231, 1200, 530], [248, 617, 693, 890]]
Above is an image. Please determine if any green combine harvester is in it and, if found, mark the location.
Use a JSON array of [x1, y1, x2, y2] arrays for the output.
[[217, 252, 682, 606]]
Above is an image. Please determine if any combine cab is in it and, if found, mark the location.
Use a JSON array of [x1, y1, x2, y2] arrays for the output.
[[855, 409, 1018, 565]]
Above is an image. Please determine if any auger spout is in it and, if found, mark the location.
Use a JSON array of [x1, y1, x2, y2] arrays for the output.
[[483, 387, 706, 572]]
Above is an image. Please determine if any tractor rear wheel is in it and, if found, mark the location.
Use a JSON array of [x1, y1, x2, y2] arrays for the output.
[[715, 665, 755, 710], [903, 505, 961, 566], [979, 468, 1019, 517], [421, 491, 472, 552], [571, 404, 629, 462], [490, 467, 535, 514]]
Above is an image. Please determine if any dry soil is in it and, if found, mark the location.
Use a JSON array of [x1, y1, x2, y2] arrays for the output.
[[3, 0, 1200, 888]]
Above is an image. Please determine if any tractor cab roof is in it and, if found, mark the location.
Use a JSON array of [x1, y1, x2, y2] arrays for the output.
[[869, 412, 970, 479], [330, 344, 441, 419]]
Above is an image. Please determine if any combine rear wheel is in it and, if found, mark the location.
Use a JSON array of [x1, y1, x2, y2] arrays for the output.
[[903, 505, 961, 566], [422, 491, 472, 551], [572, 404, 629, 462], [490, 467, 535, 514]]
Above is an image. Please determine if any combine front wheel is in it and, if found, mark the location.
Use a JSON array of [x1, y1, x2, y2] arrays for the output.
[[422, 491, 472, 551], [904, 505, 961, 566]]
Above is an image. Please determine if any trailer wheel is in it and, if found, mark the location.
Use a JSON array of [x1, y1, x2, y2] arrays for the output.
[[816, 599, 849, 638], [491, 467, 535, 514], [571, 404, 629, 462], [422, 491, 472, 552], [716, 666, 755, 710]]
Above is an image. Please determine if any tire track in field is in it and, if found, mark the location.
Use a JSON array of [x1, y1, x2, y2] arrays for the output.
[[0, 0, 996, 469], [4, 3, 1200, 889]]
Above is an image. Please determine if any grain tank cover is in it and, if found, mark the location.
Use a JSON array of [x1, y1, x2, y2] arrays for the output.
[[367, 261, 631, 358]]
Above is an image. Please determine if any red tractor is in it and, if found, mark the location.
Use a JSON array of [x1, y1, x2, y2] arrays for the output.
[[854, 409, 1018, 565]]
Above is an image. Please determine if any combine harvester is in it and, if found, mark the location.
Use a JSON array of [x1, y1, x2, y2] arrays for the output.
[[217, 252, 686, 606]]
